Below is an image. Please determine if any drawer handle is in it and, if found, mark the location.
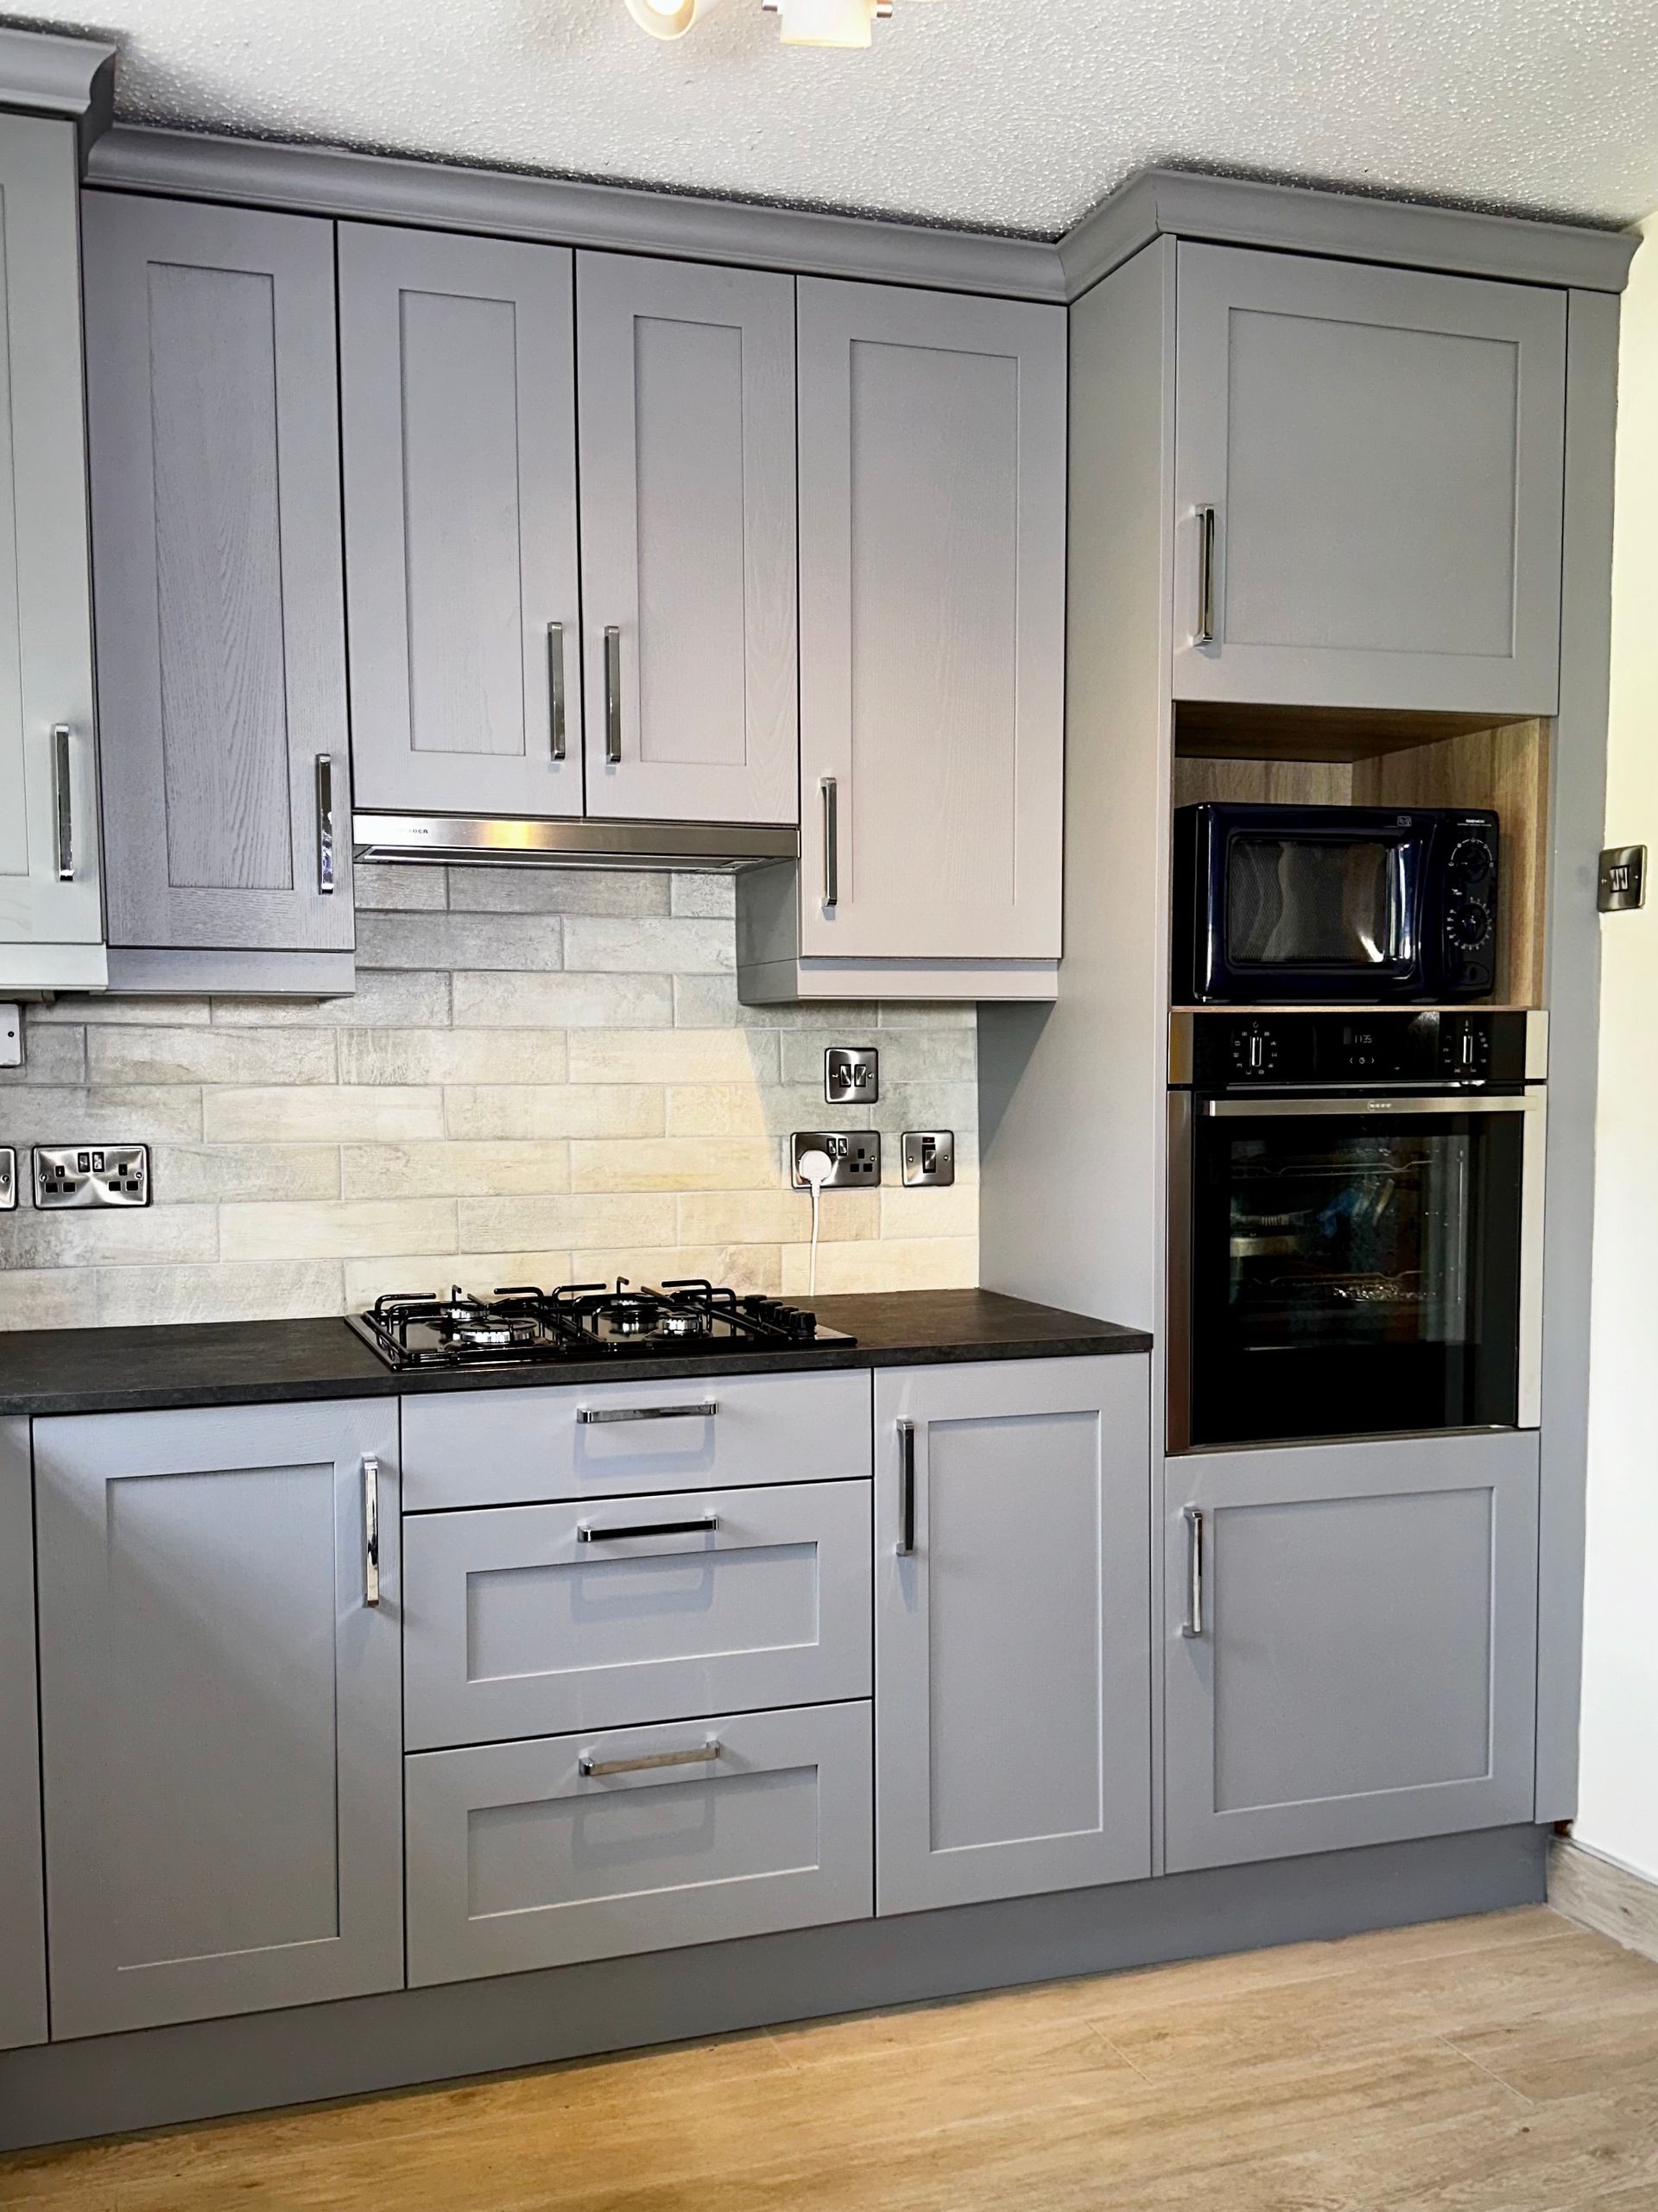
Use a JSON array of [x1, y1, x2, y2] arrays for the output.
[[578, 1515, 718, 1543], [579, 1739, 722, 1780], [363, 1453, 381, 1607], [895, 1418, 916, 1556], [577, 1401, 718, 1426]]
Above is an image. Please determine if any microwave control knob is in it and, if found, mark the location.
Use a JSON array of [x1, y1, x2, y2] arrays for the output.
[[1446, 900, 1494, 951], [1232, 1023, 1279, 1077], [1449, 838, 1494, 888]]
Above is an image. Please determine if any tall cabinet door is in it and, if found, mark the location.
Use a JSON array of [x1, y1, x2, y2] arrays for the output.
[[341, 225, 582, 819], [1173, 243, 1566, 714], [578, 253, 796, 826], [35, 1399, 403, 2038], [876, 1356, 1150, 1916], [0, 117, 102, 987], [1164, 1432, 1540, 1873], [82, 193, 354, 953], [797, 281, 1065, 961], [0, 1422, 46, 2051]]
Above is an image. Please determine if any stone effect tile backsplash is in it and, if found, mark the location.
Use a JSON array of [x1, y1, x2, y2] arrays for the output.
[[0, 867, 978, 1329]]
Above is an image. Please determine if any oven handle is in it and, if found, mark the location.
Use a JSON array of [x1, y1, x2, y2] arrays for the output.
[[1198, 1093, 1545, 1119]]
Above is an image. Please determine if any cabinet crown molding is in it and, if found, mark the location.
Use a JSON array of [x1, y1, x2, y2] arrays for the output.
[[0, 29, 115, 155]]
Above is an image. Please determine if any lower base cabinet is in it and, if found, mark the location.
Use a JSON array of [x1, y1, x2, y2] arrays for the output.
[[875, 1355, 1152, 1915], [405, 1702, 873, 1986], [0, 1423, 46, 2052], [35, 1399, 405, 2038], [1164, 1430, 1541, 1873]]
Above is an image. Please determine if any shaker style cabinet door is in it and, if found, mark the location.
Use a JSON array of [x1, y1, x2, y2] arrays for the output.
[[875, 1356, 1151, 1915], [35, 1399, 403, 2038], [0, 117, 103, 991], [340, 224, 582, 819], [796, 281, 1066, 961], [82, 193, 354, 955], [1164, 1431, 1541, 1873], [1172, 242, 1566, 714], [0, 1423, 47, 2052], [577, 252, 796, 826]]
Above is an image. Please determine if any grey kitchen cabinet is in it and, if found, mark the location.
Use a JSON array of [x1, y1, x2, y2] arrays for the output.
[[406, 1701, 873, 1987], [0, 117, 104, 996], [403, 1478, 872, 1750], [738, 278, 1066, 1002], [875, 1355, 1151, 1915], [81, 191, 355, 993], [340, 223, 583, 821], [1164, 1432, 1541, 1873], [35, 1398, 402, 2038], [1172, 243, 1566, 714], [0, 1423, 47, 2051], [577, 252, 797, 827]]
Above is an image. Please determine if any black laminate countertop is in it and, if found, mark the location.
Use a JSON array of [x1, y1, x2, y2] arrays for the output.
[[0, 1290, 1150, 1418]]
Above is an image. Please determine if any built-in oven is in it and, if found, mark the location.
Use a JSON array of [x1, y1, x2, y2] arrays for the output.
[[1168, 1010, 1546, 1452]]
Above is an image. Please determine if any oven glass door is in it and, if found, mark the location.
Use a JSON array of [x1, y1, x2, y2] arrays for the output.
[[1186, 1097, 1531, 1448]]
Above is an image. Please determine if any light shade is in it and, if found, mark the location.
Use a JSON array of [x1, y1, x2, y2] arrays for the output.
[[623, 0, 722, 39], [773, 0, 876, 45]]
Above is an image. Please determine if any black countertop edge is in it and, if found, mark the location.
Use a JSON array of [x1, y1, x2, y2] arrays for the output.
[[0, 1290, 1152, 1420]]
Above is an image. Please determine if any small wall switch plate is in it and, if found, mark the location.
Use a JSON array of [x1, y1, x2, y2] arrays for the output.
[[33, 1144, 150, 1209], [0, 1005, 19, 1068], [1599, 846, 1647, 913], [824, 1045, 878, 1106], [0, 1149, 14, 1211], [902, 1131, 956, 1188], [790, 1130, 881, 1189]]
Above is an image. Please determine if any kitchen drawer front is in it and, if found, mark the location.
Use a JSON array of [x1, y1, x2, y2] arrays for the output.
[[406, 1701, 873, 1985], [402, 1369, 871, 1510], [404, 1479, 873, 1750]]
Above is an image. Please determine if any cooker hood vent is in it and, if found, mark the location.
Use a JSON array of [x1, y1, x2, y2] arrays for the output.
[[351, 814, 799, 872]]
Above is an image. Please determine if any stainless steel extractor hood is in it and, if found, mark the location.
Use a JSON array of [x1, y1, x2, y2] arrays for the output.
[[351, 814, 799, 871]]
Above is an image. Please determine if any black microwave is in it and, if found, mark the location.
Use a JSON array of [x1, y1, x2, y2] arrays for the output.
[[1173, 802, 1499, 1004]]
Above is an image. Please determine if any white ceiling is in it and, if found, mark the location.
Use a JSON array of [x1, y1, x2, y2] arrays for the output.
[[30, 0, 1658, 238]]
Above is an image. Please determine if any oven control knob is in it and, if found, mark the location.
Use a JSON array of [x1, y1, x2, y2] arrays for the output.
[[1443, 1022, 1490, 1075], [1446, 899, 1494, 951], [1231, 1023, 1280, 1077]]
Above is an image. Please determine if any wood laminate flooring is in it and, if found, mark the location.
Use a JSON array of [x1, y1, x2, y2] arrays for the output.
[[4, 1906, 1658, 2210]]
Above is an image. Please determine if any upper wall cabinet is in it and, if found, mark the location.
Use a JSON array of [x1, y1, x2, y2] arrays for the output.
[[1172, 244, 1566, 716], [83, 193, 355, 992], [0, 117, 103, 995], [339, 224, 583, 821], [577, 252, 797, 827]]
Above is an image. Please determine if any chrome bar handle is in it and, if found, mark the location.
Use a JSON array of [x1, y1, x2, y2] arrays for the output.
[[1193, 505, 1217, 647], [363, 1453, 381, 1608], [578, 1515, 718, 1543], [51, 725, 73, 881], [821, 776, 838, 910], [1182, 1505, 1204, 1638], [315, 753, 336, 895], [576, 1401, 718, 1426], [547, 621, 566, 762], [896, 1418, 916, 1556], [604, 625, 623, 764], [580, 1740, 721, 1781]]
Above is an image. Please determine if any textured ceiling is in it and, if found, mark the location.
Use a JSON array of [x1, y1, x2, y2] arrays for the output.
[[26, 0, 1658, 237]]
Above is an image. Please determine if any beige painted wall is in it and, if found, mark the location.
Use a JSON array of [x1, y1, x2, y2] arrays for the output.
[[0, 866, 978, 1325], [1577, 215, 1658, 1883]]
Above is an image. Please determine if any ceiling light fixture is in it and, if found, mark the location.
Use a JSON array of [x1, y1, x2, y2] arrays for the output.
[[623, 0, 931, 46], [623, 0, 722, 40]]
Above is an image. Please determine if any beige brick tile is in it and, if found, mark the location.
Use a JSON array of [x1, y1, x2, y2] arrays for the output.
[[572, 1245, 784, 1295], [219, 1198, 459, 1263], [0, 1087, 204, 1144], [0, 1269, 88, 1329], [877, 1000, 978, 1029], [96, 1263, 345, 1326], [87, 1027, 339, 1087], [566, 1028, 778, 1085], [149, 1144, 342, 1204], [341, 1141, 571, 1200], [873, 1081, 978, 1136], [1, 1022, 85, 1083], [448, 868, 669, 916], [669, 873, 736, 919], [356, 911, 564, 971], [203, 1087, 446, 1143], [457, 1193, 677, 1254], [879, 1183, 980, 1239], [563, 916, 732, 974], [351, 862, 447, 911], [30, 993, 212, 1027], [782, 1026, 972, 1088], [0, 1205, 218, 1270], [673, 973, 881, 1030], [212, 970, 451, 1029], [665, 1082, 845, 1138], [442, 1086, 662, 1140], [570, 1138, 778, 1193], [452, 971, 673, 1030], [781, 1236, 978, 1296], [677, 1188, 877, 1245], [338, 1030, 569, 1087], [344, 1252, 577, 1308]]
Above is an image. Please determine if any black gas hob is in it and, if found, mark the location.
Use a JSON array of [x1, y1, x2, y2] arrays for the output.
[[345, 1277, 855, 1372]]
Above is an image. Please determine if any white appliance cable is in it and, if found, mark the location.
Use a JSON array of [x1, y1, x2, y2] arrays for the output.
[[796, 1149, 833, 1297]]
